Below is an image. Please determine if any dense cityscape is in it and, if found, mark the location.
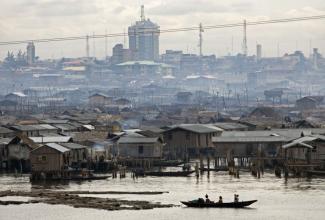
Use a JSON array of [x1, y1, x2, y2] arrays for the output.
[[0, 2, 325, 220]]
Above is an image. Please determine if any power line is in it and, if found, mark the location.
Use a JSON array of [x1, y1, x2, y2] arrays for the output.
[[0, 14, 324, 46]]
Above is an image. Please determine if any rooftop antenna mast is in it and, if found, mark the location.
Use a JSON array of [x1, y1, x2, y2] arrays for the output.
[[199, 23, 204, 57], [242, 19, 248, 56], [141, 5, 145, 21]]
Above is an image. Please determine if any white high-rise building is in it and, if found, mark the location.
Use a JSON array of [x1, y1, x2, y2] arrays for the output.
[[128, 5, 160, 61], [27, 42, 35, 65]]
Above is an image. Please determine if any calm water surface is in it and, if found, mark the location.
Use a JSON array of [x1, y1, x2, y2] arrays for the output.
[[1, 171, 325, 220]]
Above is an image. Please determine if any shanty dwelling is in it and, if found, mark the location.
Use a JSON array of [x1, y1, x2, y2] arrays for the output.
[[80, 139, 114, 171], [114, 98, 132, 108], [28, 136, 73, 144], [0, 126, 15, 138], [30, 143, 70, 180], [296, 96, 323, 110], [10, 124, 58, 137], [0, 136, 34, 172], [0, 100, 18, 112], [88, 93, 113, 107], [176, 92, 193, 104], [282, 135, 325, 172], [162, 124, 223, 159], [4, 92, 27, 111], [60, 143, 89, 168], [118, 136, 163, 159], [212, 135, 289, 168]]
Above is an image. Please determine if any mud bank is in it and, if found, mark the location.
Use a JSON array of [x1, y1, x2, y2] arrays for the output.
[[0, 190, 174, 211]]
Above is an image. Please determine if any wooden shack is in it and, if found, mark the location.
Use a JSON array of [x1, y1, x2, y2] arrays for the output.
[[163, 124, 223, 158], [30, 143, 70, 173], [118, 136, 163, 159]]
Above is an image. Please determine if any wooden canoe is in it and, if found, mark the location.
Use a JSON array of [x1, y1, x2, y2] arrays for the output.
[[181, 200, 257, 208]]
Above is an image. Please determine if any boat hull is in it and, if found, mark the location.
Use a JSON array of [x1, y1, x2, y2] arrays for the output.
[[145, 171, 195, 177], [181, 200, 257, 208]]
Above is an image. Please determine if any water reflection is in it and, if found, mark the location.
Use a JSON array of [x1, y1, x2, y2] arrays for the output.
[[1, 172, 325, 220]]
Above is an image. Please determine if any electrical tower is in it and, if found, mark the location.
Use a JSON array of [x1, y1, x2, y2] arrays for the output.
[[105, 29, 108, 59], [199, 23, 204, 57], [242, 19, 248, 56], [86, 35, 90, 58]]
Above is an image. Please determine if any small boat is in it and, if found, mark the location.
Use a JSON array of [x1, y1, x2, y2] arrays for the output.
[[307, 170, 325, 176], [61, 175, 110, 181], [145, 170, 195, 177], [181, 199, 257, 208], [153, 160, 184, 167], [133, 170, 195, 177]]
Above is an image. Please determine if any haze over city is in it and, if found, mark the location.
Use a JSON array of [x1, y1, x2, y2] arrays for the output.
[[0, 0, 325, 59], [1, 1, 325, 220]]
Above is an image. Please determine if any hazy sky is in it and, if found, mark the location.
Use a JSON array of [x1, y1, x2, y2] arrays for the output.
[[0, 0, 324, 59]]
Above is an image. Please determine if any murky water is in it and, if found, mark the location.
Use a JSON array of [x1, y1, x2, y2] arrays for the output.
[[1, 172, 325, 220]]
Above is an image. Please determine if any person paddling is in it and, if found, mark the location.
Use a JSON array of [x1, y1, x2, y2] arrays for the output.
[[205, 194, 211, 203]]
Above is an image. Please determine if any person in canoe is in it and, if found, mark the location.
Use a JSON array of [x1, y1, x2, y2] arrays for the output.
[[234, 194, 239, 202], [218, 196, 223, 203], [205, 194, 211, 203]]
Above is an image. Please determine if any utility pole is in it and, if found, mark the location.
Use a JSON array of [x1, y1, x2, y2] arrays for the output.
[[105, 29, 108, 59], [242, 19, 248, 56], [124, 28, 126, 45], [231, 36, 234, 55], [199, 23, 204, 57], [141, 5, 145, 21], [93, 32, 96, 58], [86, 34, 90, 58]]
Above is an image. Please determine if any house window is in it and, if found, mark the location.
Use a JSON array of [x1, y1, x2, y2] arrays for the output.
[[168, 133, 173, 140], [138, 146, 144, 154], [38, 155, 47, 162]]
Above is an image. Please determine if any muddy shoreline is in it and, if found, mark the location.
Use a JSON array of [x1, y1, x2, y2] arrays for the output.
[[0, 190, 174, 211]]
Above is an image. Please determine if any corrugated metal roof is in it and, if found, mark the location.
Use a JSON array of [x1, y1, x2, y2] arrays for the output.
[[11, 124, 57, 131], [61, 143, 88, 150], [44, 143, 70, 153], [167, 124, 223, 134], [118, 137, 159, 144], [82, 125, 95, 130], [282, 142, 314, 149], [29, 136, 72, 143], [0, 126, 14, 134], [213, 136, 289, 143], [221, 129, 325, 139], [213, 123, 249, 130], [53, 124, 77, 131], [282, 135, 325, 149], [0, 137, 14, 145], [40, 119, 69, 124]]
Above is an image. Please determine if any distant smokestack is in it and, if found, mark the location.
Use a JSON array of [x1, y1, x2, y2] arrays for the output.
[[141, 5, 145, 21]]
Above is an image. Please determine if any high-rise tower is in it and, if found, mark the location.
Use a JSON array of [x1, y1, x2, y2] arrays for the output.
[[128, 5, 160, 61], [27, 42, 35, 65]]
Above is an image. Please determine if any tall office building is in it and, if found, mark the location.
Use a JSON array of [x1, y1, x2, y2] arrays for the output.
[[27, 42, 36, 65], [128, 5, 160, 61]]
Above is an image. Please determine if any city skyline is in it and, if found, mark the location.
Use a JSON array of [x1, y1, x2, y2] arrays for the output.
[[0, 0, 324, 59]]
